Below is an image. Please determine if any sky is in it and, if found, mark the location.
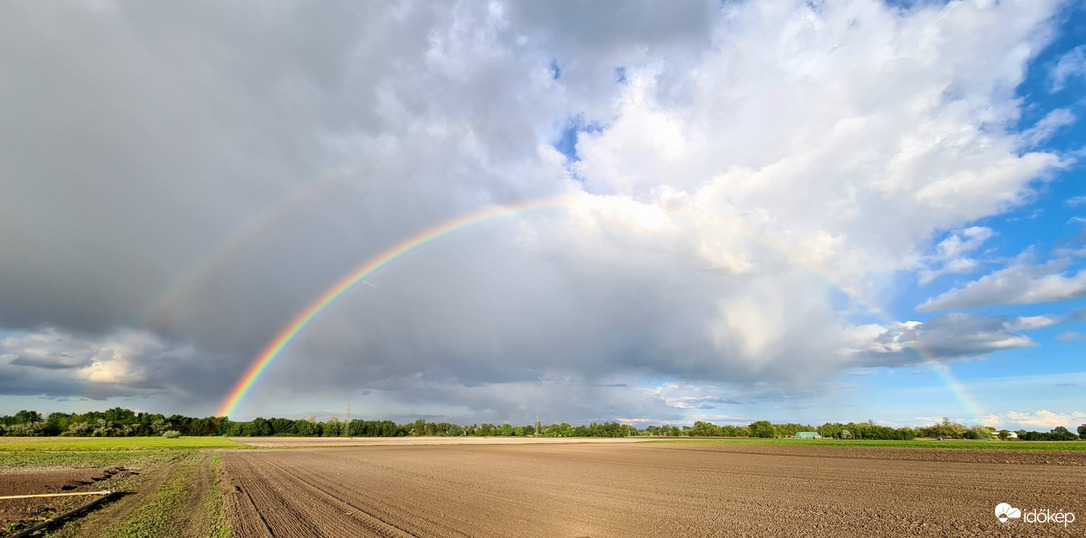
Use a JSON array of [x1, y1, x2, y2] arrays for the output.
[[1, 0, 1085, 430]]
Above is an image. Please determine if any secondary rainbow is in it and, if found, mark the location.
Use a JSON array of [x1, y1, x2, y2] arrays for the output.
[[216, 196, 986, 424], [216, 196, 570, 417]]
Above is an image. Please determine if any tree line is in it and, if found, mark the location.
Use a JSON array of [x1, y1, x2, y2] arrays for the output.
[[2, 408, 1084, 441]]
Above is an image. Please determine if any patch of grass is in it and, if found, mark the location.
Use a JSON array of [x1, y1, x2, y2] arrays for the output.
[[642, 438, 1086, 450], [109, 453, 201, 538], [204, 453, 232, 538], [44, 453, 191, 538], [0, 450, 177, 469], [0, 436, 246, 451]]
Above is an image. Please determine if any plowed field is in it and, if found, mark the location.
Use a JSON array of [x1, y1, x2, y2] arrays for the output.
[[220, 442, 1086, 537]]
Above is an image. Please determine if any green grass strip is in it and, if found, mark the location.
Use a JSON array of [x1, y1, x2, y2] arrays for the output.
[[0, 437, 247, 451], [108, 453, 199, 538], [0, 450, 179, 469]]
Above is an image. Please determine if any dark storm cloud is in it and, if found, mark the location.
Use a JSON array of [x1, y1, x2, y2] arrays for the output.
[[11, 351, 94, 370], [0, 0, 1070, 420]]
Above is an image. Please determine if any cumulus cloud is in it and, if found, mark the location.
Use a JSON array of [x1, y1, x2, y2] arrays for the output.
[[918, 226, 994, 285], [0, 0, 1074, 419], [982, 409, 1086, 430], [843, 313, 1035, 368], [1004, 315, 1058, 331], [918, 257, 1086, 311]]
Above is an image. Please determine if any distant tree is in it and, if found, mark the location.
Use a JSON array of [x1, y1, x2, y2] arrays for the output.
[[1078, 424, 1086, 440], [411, 419, 426, 436], [246, 417, 272, 437], [501, 423, 514, 436], [13, 410, 42, 425], [295, 419, 319, 436], [321, 417, 340, 437], [267, 418, 295, 435], [748, 421, 777, 438]]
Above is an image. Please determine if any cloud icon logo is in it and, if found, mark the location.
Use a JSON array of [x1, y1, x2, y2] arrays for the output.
[[996, 503, 1022, 524]]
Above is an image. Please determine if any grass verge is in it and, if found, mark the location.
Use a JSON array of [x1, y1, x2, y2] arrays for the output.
[[0, 450, 178, 469], [643, 437, 1086, 450], [107, 452, 201, 537], [99, 451, 232, 537], [0, 436, 246, 451], [204, 453, 231, 538]]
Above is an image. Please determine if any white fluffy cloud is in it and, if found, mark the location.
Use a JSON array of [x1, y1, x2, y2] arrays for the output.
[[982, 409, 1086, 430], [918, 226, 994, 285], [918, 257, 1086, 311], [0, 0, 1075, 419]]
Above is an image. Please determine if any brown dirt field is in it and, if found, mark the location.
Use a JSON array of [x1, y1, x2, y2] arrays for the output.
[[231, 436, 644, 447], [221, 443, 1086, 537], [0, 466, 134, 536]]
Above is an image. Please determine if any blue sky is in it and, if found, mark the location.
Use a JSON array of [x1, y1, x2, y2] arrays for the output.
[[1, 0, 1084, 430]]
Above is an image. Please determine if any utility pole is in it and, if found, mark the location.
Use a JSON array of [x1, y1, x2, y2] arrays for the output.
[[344, 402, 351, 438]]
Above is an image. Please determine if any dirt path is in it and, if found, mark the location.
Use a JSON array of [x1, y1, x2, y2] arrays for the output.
[[221, 443, 1086, 537]]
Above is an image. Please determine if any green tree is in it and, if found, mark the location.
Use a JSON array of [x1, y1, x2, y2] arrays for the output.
[[748, 421, 777, 438], [1078, 424, 1086, 440], [501, 423, 514, 436], [13, 410, 41, 425], [245, 418, 272, 436]]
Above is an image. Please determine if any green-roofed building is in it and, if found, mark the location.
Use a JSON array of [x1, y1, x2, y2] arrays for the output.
[[794, 431, 821, 439]]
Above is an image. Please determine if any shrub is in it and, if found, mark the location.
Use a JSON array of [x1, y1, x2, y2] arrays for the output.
[[162, 430, 182, 439]]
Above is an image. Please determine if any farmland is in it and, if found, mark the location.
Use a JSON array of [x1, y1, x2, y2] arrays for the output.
[[220, 439, 1086, 537], [0, 438, 235, 537], [2, 437, 1084, 536]]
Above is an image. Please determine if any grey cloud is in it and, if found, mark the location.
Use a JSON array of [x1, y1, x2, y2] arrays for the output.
[[918, 258, 1086, 311], [11, 352, 94, 370], [846, 313, 1035, 368], [0, 0, 1071, 420]]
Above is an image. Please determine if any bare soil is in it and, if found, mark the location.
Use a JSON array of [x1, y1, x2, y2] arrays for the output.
[[231, 436, 643, 447], [0, 466, 135, 536], [221, 442, 1086, 537]]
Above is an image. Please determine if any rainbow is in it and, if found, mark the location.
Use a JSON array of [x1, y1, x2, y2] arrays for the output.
[[215, 195, 986, 424], [140, 171, 351, 331], [215, 196, 570, 417]]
